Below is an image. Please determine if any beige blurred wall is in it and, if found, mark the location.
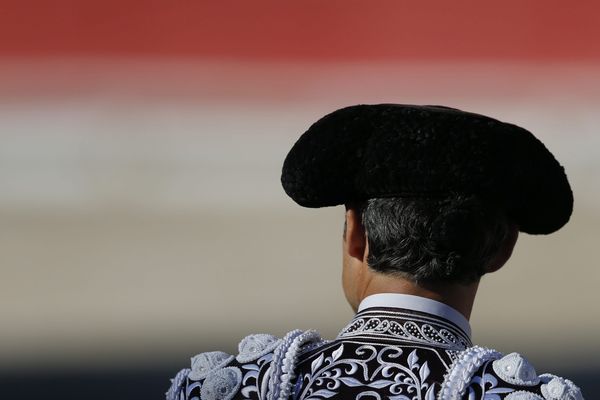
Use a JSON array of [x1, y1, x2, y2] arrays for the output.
[[1, 61, 599, 372]]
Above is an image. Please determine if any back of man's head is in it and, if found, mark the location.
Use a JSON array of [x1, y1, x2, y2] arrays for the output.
[[353, 194, 515, 284]]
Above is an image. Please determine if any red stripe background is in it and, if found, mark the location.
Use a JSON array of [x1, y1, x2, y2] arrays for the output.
[[1, 0, 599, 61]]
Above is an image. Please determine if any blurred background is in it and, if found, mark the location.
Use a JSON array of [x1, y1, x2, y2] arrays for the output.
[[0, 1, 599, 398]]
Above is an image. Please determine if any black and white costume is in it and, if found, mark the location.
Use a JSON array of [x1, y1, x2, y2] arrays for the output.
[[166, 104, 581, 399], [166, 294, 583, 400]]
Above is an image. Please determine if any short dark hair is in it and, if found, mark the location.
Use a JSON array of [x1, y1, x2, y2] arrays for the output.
[[354, 195, 513, 284]]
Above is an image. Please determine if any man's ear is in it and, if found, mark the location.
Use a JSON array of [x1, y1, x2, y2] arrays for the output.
[[486, 223, 519, 273], [344, 207, 368, 261]]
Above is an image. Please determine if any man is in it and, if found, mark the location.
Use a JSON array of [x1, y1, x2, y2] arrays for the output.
[[166, 104, 583, 399]]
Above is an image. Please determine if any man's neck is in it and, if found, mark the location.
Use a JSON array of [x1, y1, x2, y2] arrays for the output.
[[360, 274, 479, 320]]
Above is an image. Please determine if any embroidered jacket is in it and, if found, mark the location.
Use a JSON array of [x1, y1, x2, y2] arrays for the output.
[[166, 294, 583, 400]]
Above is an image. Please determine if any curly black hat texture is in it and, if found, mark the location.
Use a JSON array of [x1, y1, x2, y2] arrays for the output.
[[281, 104, 573, 235]]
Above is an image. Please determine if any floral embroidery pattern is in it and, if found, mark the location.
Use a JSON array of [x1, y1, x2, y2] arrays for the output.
[[240, 353, 273, 400], [468, 371, 516, 399], [166, 306, 584, 400], [295, 344, 437, 400]]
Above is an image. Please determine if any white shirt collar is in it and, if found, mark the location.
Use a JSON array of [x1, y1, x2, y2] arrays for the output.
[[357, 293, 471, 338]]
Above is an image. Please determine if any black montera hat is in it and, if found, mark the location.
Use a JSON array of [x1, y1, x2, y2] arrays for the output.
[[281, 104, 573, 235]]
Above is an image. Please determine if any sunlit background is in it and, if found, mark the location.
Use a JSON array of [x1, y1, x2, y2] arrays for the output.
[[1, 1, 599, 398]]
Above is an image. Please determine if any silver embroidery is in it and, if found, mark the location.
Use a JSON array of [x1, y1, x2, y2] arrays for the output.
[[438, 346, 503, 400], [200, 366, 242, 400], [166, 368, 191, 400], [540, 374, 584, 400], [267, 329, 305, 400], [446, 353, 585, 400], [297, 344, 437, 400], [189, 351, 234, 381], [339, 316, 470, 350], [506, 391, 545, 400], [467, 370, 516, 399], [492, 352, 540, 386], [240, 353, 273, 400], [271, 329, 323, 400], [542, 376, 567, 399], [237, 333, 281, 363]]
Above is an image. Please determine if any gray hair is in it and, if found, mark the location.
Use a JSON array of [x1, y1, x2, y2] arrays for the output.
[[354, 195, 512, 284]]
